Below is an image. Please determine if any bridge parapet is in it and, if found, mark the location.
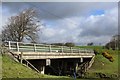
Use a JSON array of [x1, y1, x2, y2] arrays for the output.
[[3, 41, 94, 54]]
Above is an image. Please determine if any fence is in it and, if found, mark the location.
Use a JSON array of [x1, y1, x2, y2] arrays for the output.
[[3, 41, 94, 53]]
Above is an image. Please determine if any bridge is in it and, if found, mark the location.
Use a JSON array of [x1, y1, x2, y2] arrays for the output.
[[3, 41, 95, 76]]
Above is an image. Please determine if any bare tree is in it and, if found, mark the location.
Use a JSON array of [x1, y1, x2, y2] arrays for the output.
[[2, 8, 41, 42]]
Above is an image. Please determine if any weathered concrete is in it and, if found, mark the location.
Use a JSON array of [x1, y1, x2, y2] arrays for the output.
[[14, 52, 95, 60], [12, 51, 95, 76], [5, 41, 95, 77]]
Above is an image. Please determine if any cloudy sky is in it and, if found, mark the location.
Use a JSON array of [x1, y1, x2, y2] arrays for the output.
[[1, 2, 118, 45]]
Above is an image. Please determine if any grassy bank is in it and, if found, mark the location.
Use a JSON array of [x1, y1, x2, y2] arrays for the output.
[[85, 54, 118, 78], [77, 46, 119, 78], [2, 54, 70, 79]]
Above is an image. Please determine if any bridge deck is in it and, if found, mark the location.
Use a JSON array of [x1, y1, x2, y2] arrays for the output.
[[14, 52, 95, 59]]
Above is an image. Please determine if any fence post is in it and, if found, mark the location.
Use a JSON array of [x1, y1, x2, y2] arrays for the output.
[[49, 45, 51, 52], [61, 46, 64, 53], [34, 44, 36, 52], [70, 47, 73, 53], [16, 42, 19, 52], [20, 52, 23, 64], [8, 41, 11, 49], [79, 49, 80, 53]]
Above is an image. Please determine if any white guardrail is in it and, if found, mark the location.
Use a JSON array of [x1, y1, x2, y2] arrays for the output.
[[3, 41, 94, 53]]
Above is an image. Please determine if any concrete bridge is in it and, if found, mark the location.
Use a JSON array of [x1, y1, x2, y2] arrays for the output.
[[4, 41, 95, 77]]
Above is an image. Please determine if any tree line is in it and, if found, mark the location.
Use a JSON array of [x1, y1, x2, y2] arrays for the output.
[[50, 42, 75, 47]]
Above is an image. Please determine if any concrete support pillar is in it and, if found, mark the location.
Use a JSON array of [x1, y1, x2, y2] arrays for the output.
[[80, 57, 83, 63], [40, 66, 45, 74], [46, 59, 51, 66]]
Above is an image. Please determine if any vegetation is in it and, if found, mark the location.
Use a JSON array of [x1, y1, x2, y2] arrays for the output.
[[51, 43, 64, 46], [105, 35, 120, 50], [2, 8, 41, 42], [2, 54, 70, 79], [87, 42, 94, 46], [77, 46, 119, 78], [0, 54, 2, 79], [102, 52, 114, 62], [51, 42, 75, 47], [85, 54, 118, 78], [64, 42, 75, 47]]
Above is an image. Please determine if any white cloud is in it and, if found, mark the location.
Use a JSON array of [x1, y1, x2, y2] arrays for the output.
[[40, 18, 82, 43], [1, 3, 118, 45], [40, 7, 117, 45]]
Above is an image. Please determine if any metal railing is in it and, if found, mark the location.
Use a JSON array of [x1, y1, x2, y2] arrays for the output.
[[3, 41, 94, 53]]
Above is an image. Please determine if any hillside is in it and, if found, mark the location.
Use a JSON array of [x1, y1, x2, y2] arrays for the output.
[[77, 46, 119, 78], [2, 54, 70, 79], [85, 54, 118, 78]]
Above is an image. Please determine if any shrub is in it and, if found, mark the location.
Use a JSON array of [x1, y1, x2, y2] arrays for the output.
[[102, 52, 114, 62], [94, 49, 99, 55], [51, 43, 64, 46], [64, 42, 75, 47]]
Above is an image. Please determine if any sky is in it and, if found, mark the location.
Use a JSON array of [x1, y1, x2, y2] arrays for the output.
[[1, 2, 118, 45]]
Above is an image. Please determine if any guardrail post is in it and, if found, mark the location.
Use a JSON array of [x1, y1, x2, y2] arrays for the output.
[[8, 41, 11, 49], [70, 47, 73, 53], [16, 42, 19, 52], [79, 49, 80, 53], [61, 46, 64, 53], [34, 44, 36, 52], [49, 45, 51, 52]]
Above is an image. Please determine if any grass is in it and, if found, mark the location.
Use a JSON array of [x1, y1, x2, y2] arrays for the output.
[[77, 46, 103, 49], [2, 54, 70, 79], [77, 46, 119, 78], [0, 54, 2, 79], [1, 45, 119, 79], [88, 54, 118, 73], [85, 54, 118, 78]]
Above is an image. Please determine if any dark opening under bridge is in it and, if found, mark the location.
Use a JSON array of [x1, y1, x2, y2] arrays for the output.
[[4, 41, 95, 77]]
